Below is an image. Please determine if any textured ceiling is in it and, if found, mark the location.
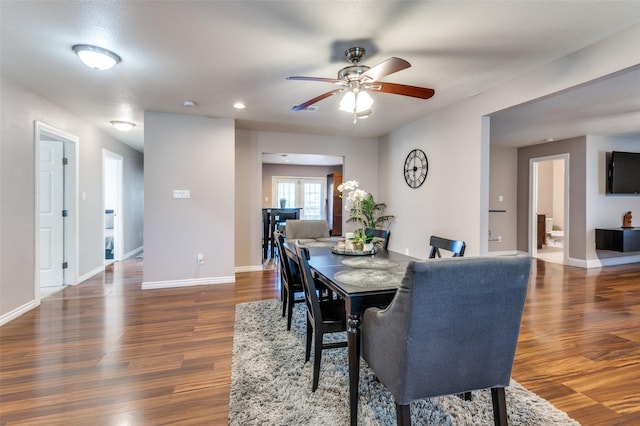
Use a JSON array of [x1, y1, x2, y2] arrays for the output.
[[2, 1, 640, 153]]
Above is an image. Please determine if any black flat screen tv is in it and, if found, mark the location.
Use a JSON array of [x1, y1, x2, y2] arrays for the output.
[[608, 151, 640, 194]]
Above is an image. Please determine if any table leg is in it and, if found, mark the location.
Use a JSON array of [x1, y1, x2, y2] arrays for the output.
[[347, 312, 361, 426]]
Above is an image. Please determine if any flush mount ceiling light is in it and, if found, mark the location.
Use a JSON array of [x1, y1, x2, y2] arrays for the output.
[[233, 102, 246, 109], [110, 121, 135, 132], [72, 44, 121, 70]]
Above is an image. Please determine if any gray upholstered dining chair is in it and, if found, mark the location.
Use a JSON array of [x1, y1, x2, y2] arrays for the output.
[[361, 255, 531, 426], [365, 227, 390, 250]]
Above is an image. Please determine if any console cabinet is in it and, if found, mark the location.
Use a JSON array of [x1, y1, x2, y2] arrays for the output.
[[595, 227, 640, 252]]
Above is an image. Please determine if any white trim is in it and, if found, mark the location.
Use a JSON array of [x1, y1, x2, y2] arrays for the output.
[[77, 265, 105, 284], [103, 149, 124, 263], [235, 265, 265, 273], [583, 254, 640, 268], [485, 250, 521, 257], [0, 299, 40, 326], [529, 154, 570, 264], [34, 121, 80, 301], [142, 276, 235, 290], [124, 246, 144, 260]]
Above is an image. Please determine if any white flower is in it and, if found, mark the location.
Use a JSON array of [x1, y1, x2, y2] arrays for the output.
[[337, 180, 359, 193]]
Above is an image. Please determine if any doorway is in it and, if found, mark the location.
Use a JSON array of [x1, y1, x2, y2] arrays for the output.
[[103, 150, 123, 264], [36, 122, 78, 299], [529, 154, 569, 264]]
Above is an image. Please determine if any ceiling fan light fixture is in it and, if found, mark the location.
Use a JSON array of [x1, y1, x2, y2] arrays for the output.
[[339, 90, 374, 113], [110, 121, 135, 132], [72, 44, 121, 70]]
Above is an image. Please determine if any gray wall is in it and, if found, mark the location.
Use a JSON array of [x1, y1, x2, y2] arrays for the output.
[[261, 163, 342, 209], [518, 137, 587, 260], [488, 146, 518, 252], [517, 135, 640, 266], [1, 77, 144, 320], [143, 112, 235, 285], [234, 129, 378, 270]]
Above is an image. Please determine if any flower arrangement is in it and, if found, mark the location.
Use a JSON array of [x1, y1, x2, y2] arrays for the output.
[[337, 180, 394, 248]]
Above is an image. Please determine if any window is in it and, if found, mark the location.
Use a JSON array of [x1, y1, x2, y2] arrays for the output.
[[273, 177, 325, 220]]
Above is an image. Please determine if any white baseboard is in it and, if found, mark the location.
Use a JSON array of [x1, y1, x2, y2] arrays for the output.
[[235, 265, 265, 273], [584, 254, 640, 268], [77, 265, 105, 284], [142, 275, 235, 290], [0, 299, 40, 326], [124, 245, 143, 260]]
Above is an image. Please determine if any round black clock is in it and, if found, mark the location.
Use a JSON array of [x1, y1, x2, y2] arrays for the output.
[[403, 149, 428, 188]]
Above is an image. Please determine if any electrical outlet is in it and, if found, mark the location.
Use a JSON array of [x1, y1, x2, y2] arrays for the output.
[[197, 253, 205, 264]]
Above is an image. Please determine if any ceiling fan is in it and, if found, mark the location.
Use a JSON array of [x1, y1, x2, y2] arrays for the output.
[[287, 47, 435, 122]]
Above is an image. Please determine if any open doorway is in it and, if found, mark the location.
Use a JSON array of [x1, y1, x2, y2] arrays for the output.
[[529, 154, 569, 264], [103, 150, 123, 264], [36, 122, 78, 299]]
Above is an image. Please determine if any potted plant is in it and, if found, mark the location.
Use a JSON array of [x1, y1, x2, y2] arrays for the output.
[[338, 180, 394, 249]]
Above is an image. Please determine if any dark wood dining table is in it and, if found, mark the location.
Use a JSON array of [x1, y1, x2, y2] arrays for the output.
[[305, 245, 415, 426]]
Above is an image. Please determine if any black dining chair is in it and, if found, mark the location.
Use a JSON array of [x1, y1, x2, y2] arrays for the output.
[[274, 231, 304, 331], [428, 235, 466, 258], [274, 210, 299, 236], [365, 227, 391, 250], [361, 256, 532, 426], [294, 241, 347, 392]]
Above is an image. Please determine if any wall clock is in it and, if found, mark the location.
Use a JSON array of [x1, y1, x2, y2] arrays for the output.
[[403, 149, 428, 188]]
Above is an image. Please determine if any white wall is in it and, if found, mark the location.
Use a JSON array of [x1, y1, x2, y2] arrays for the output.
[[586, 135, 640, 265], [1, 77, 144, 321], [143, 112, 235, 287], [379, 24, 640, 260], [235, 129, 377, 269]]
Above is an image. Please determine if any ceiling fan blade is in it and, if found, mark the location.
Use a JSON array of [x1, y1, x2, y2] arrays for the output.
[[369, 82, 435, 99], [360, 57, 410, 82], [291, 89, 343, 111], [287, 76, 344, 84]]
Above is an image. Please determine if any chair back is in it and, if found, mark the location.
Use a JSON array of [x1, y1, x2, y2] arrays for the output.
[[365, 227, 390, 250], [362, 256, 531, 404], [285, 220, 330, 240], [274, 231, 297, 286], [294, 242, 323, 331], [428, 235, 466, 258], [274, 211, 299, 234]]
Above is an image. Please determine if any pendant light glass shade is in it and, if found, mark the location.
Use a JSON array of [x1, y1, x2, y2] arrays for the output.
[[72, 44, 121, 70], [339, 90, 374, 113]]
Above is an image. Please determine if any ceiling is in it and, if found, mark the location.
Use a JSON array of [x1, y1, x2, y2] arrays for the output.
[[2, 1, 640, 153]]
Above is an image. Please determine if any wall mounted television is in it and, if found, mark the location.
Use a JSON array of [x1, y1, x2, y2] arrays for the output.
[[608, 151, 640, 194]]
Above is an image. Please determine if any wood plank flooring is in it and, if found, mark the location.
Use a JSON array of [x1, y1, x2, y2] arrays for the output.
[[1, 257, 639, 425]]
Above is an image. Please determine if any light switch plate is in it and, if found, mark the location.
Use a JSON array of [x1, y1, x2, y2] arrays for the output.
[[173, 189, 191, 199]]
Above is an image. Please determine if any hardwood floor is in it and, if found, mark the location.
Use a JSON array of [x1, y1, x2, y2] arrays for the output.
[[1, 257, 639, 425]]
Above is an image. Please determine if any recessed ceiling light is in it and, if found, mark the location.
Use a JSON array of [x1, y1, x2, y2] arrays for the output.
[[110, 121, 135, 132], [72, 44, 121, 70], [233, 102, 246, 109], [183, 100, 196, 107]]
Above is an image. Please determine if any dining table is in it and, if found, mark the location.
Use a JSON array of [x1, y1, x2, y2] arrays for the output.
[[303, 244, 416, 426]]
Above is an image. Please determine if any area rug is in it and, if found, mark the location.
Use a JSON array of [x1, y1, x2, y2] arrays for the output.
[[229, 299, 580, 425]]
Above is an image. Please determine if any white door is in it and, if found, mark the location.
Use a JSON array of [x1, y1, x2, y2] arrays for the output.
[[103, 150, 123, 263], [272, 177, 325, 219], [39, 140, 64, 287]]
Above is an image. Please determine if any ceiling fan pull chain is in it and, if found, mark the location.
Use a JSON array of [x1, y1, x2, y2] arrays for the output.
[[353, 91, 358, 123]]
